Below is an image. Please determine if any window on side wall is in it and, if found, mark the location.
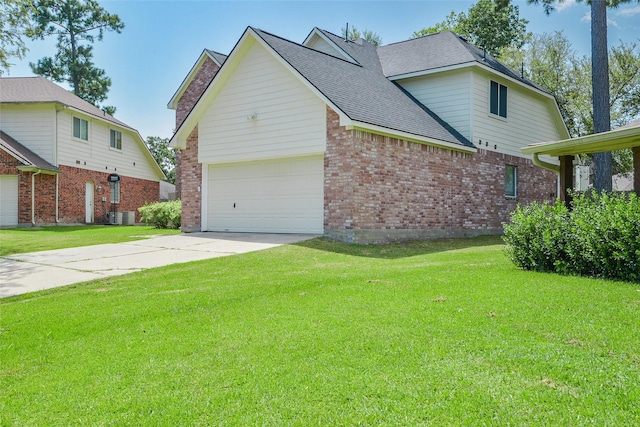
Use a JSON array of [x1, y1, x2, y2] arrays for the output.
[[110, 129, 122, 150], [505, 165, 517, 198], [110, 181, 120, 203], [490, 81, 507, 119], [73, 117, 89, 140]]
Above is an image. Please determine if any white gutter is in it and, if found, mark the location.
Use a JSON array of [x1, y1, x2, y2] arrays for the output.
[[55, 174, 59, 223], [31, 169, 42, 226], [532, 153, 559, 173]]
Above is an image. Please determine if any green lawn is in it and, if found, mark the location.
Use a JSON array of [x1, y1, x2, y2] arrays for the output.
[[1, 236, 639, 425], [0, 225, 181, 256]]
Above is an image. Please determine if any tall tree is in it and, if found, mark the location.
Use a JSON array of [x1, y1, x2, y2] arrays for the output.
[[412, 0, 529, 57], [522, 0, 640, 190], [0, 0, 34, 74], [28, 0, 124, 110], [341, 25, 382, 46], [146, 136, 176, 184]]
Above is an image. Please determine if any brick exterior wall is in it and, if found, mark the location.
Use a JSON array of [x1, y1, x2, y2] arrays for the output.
[[324, 107, 557, 243], [179, 126, 202, 232], [175, 56, 221, 200], [1, 147, 159, 226]]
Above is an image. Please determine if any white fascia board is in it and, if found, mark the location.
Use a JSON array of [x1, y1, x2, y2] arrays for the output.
[[346, 120, 477, 154], [167, 50, 222, 110], [522, 125, 640, 156], [302, 27, 358, 64], [387, 62, 474, 81]]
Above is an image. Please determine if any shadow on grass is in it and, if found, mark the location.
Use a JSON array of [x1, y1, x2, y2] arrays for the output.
[[294, 235, 505, 260]]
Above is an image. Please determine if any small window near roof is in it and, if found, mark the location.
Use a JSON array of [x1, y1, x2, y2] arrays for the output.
[[490, 81, 507, 118], [110, 129, 122, 150], [73, 117, 88, 140], [505, 165, 517, 198]]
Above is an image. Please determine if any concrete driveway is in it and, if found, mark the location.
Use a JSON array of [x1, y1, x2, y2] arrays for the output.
[[0, 232, 315, 298]]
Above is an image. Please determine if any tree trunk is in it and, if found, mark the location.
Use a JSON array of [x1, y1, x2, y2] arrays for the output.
[[591, 0, 612, 191]]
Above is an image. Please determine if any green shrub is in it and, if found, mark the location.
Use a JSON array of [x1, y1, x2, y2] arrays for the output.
[[503, 191, 640, 283], [138, 200, 181, 229]]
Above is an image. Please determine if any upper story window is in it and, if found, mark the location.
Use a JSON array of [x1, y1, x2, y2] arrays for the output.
[[490, 81, 507, 119], [110, 129, 122, 150], [505, 165, 517, 198], [73, 117, 89, 140]]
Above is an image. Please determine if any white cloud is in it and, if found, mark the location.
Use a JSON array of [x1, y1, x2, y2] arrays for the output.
[[616, 6, 640, 17], [580, 12, 619, 27], [556, 0, 577, 12]]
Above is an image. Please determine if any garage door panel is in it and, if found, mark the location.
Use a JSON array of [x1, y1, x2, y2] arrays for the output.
[[207, 156, 323, 234]]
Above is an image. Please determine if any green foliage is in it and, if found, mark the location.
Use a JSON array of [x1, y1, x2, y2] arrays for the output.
[[0, 0, 34, 73], [341, 25, 382, 46], [138, 200, 181, 229], [28, 0, 124, 108], [504, 191, 640, 282], [145, 136, 175, 184], [412, 0, 530, 56]]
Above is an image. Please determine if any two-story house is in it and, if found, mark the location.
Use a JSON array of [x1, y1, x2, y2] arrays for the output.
[[0, 77, 165, 227], [168, 27, 569, 243]]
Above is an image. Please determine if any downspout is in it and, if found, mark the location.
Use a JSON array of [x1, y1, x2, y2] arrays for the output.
[[31, 169, 42, 226], [532, 153, 560, 173], [55, 174, 59, 223]]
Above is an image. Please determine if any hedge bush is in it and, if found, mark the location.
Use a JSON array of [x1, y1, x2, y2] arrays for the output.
[[138, 200, 181, 229], [503, 191, 640, 283]]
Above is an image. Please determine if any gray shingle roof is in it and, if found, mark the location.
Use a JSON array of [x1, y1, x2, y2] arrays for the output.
[[0, 130, 60, 173], [252, 28, 473, 148], [206, 49, 228, 66], [0, 77, 133, 130], [377, 31, 547, 93]]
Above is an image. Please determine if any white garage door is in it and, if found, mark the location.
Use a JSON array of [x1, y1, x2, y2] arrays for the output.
[[207, 155, 324, 234], [0, 175, 19, 227]]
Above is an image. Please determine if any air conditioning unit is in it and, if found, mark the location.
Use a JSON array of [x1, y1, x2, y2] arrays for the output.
[[122, 211, 135, 225], [108, 211, 123, 225]]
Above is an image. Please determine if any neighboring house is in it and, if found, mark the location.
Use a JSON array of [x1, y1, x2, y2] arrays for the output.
[[0, 77, 165, 227], [168, 27, 569, 243]]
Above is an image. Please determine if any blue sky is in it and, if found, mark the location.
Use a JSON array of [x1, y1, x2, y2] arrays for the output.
[[6, 0, 640, 140]]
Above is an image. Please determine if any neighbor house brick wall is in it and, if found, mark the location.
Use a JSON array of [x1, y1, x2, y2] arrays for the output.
[[178, 126, 202, 232], [56, 165, 159, 224], [324, 107, 556, 243], [174, 57, 221, 200]]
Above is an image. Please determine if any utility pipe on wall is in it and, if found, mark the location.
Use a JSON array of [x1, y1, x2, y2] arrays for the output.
[[55, 174, 59, 223], [31, 169, 42, 226]]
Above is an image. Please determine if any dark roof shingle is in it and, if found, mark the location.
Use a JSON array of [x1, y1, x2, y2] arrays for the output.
[[253, 28, 473, 148]]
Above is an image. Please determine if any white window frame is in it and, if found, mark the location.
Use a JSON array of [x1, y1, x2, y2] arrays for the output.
[[489, 81, 508, 119], [110, 181, 120, 203], [110, 129, 122, 150], [505, 164, 517, 198], [73, 116, 89, 141]]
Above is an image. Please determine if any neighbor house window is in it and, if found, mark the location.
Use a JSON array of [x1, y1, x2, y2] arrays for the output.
[[110, 181, 120, 203], [110, 129, 122, 150], [505, 165, 517, 198], [73, 117, 89, 140], [490, 81, 507, 118]]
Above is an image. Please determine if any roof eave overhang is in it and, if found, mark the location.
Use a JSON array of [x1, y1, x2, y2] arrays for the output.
[[346, 120, 477, 154], [17, 165, 60, 174], [522, 126, 640, 157]]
